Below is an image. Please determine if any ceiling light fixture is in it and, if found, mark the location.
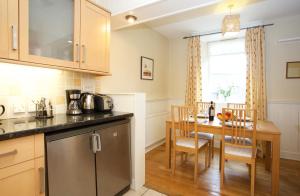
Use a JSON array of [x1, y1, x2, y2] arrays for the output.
[[125, 15, 137, 24], [221, 5, 240, 37]]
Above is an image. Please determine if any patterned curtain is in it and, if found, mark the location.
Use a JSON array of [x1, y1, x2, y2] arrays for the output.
[[245, 27, 267, 120], [185, 36, 202, 105], [245, 27, 267, 158]]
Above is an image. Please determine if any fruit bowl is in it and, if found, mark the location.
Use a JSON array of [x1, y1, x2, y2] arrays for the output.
[[217, 112, 233, 121]]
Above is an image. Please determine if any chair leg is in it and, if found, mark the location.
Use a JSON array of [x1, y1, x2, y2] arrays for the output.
[[247, 163, 251, 177], [208, 141, 211, 166], [205, 145, 208, 168], [220, 154, 225, 187], [180, 152, 184, 163], [251, 163, 256, 196], [172, 149, 176, 175], [194, 151, 199, 183], [212, 136, 215, 158], [185, 152, 188, 162]]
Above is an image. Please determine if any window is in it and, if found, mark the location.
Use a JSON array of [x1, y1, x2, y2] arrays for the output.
[[202, 38, 246, 103]]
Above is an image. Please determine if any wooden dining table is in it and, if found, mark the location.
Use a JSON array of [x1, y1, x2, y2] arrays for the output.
[[165, 118, 281, 196]]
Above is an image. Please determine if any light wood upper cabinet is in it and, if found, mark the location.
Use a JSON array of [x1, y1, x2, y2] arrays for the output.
[[19, 0, 81, 69], [0, 0, 19, 60], [80, 0, 110, 72]]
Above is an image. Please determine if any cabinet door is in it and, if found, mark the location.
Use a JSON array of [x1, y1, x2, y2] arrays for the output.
[[47, 131, 96, 196], [19, 0, 81, 68], [0, 0, 19, 60], [95, 123, 131, 196], [35, 157, 45, 196], [80, 0, 110, 72], [0, 160, 35, 196]]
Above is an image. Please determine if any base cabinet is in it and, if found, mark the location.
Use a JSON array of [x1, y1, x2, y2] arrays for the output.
[[0, 161, 36, 196], [0, 134, 45, 196], [46, 120, 131, 196]]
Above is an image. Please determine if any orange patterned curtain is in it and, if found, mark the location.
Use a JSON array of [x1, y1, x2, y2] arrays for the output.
[[185, 36, 202, 106], [245, 27, 267, 120]]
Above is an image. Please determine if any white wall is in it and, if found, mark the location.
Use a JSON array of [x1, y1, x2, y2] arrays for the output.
[[100, 25, 170, 148], [101, 25, 169, 101], [265, 14, 300, 102], [265, 14, 300, 160]]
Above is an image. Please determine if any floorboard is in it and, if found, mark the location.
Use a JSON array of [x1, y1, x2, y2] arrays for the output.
[[145, 144, 300, 196]]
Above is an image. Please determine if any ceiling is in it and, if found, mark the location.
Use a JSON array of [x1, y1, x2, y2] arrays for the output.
[[104, 0, 300, 39], [145, 0, 300, 39]]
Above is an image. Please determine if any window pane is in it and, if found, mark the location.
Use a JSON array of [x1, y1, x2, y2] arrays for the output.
[[208, 39, 245, 55], [203, 38, 246, 103]]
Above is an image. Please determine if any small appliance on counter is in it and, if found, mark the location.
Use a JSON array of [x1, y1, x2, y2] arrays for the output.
[[81, 92, 95, 114], [66, 89, 82, 115], [33, 97, 54, 119], [94, 94, 114, 112]]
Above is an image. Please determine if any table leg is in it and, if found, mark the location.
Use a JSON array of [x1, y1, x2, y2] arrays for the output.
[[166, 122, 171, 169], [265, 141, 271, 171], [271, 136, 280, 196], [219, 139, 222, 171]]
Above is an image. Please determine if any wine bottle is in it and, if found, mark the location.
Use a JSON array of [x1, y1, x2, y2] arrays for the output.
[[208, 101, 215, 121]]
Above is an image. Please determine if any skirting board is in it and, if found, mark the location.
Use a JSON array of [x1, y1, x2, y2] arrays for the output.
[[281, 151, 300, 161], [146, 139, 165, 153]]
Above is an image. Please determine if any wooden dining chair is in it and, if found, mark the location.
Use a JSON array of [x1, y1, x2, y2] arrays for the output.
[[227, 103, 246, 109], [220, 108, 257, 196], [196, 102, 215, 159], [171, 105, 209, 183], [225, 103, 251, 144]]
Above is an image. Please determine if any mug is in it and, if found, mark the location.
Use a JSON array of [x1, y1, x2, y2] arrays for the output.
[[0, 105, 5, 117]]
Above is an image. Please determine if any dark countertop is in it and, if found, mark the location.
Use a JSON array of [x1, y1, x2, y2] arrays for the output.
[[0, 112, 133, 141]]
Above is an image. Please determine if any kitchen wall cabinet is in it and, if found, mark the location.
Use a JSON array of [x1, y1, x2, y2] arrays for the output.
[[80, 0, 110, 72], [0, 0, 19, 60], [19, 0, 81, 69], [0, 134, 45, 196], [0, 0, 110, 75]]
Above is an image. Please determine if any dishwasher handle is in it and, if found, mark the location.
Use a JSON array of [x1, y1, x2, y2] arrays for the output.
[[91, 133, 101, 153]]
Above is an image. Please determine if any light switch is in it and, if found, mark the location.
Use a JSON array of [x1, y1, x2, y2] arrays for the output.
[[13, 103, 26, 113]]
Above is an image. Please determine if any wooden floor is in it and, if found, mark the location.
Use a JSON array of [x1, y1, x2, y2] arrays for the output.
[[145, 144, 300, 196]]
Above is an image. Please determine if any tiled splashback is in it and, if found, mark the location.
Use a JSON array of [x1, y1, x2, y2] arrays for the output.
[[0, 62, 101, 119]]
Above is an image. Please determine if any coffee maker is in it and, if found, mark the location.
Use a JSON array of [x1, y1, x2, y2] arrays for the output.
[[66, 89, 82, 115]]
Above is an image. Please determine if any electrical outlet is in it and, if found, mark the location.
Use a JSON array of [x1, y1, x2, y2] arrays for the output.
[[28, 102, 36, 113], [13, 103, 26, 113]]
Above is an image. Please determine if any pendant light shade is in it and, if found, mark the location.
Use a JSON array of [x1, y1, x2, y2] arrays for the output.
[[222, 14, 240, 36]]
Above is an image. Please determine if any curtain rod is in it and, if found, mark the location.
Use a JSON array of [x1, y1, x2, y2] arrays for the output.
[[182, 23, 274, 39]]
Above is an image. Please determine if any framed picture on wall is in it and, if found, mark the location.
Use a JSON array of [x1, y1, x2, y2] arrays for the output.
[[286, 61, 300, 79], [141, 56, 154, 80]]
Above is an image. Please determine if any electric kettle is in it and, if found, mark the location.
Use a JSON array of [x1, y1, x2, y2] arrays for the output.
[[0, 105, 5, 117], [81, 93, 95, 114]]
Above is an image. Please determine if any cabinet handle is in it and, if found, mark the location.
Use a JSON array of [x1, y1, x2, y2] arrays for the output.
[[76, 44, 80, 62], [96, 134, 102, 152], [39, 167, 45, 194], [82, 45, 86, 63], [0, 149, 17, 158], [11, 25, 18, 50], [92, 133, 98, 153]]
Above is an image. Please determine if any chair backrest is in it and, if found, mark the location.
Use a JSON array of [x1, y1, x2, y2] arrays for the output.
[[227, 103, 246, 109], [171, 105, 198, 146], [221, 108, 257, 155], [197, 102, 215, 115]]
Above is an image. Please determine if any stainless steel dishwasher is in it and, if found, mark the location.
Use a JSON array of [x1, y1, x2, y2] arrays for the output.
[[46, 120, 131, 196]]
